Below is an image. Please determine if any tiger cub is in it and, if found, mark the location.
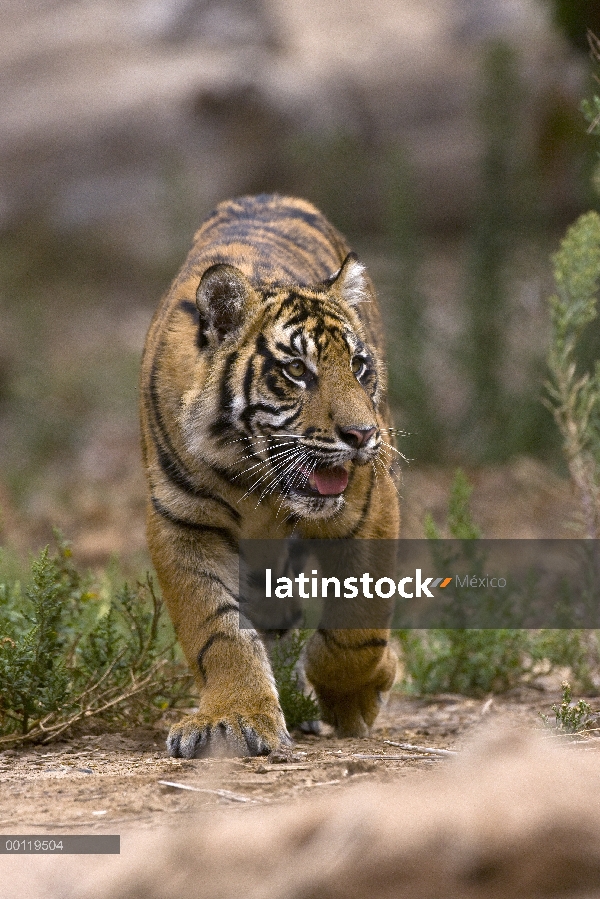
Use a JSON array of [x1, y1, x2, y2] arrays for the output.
[[140, 194, 400, 757]]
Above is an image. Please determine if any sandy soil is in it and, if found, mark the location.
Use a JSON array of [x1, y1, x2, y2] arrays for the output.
[[0, 686, 587, 835]]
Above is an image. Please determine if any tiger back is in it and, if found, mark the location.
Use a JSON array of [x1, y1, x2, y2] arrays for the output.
[[140, 194, 400, 757]]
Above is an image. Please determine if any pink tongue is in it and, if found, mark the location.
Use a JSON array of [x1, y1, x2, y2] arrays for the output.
[[308, 466, 349, 496]]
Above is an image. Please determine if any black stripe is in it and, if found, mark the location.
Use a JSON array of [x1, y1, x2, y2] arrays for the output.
[[195, 570, 241, 602], [206, 238, 305, 283], [180, 300, 199, 322], [317, 629, 388, 650], [209, 417, 234, 439], [193, 195, 347, 279], [147, 353, 241, 521], [278, 292, 308, 317], [148, 415, 240, 521], [264, 372, 291, 400], [305, 434, 337, 445], [283, 311, 310, 329], [312, 319, 327, 346], [272, 406, 303, 429], [211, 215, 333, 264], [147, 355, 198, 494], [239, 197, 344, 253], [204, 603, 240, 624], [217, 220, 322, 261], [254, 333, 290, 401], [150, 428, 241, 522], [240, 401, 298, 431], [179, 300, 209, 350], [246, 401, 297, 416], [210, 461, 245, 484], [275, 340, 295, 355], [319, 323, 347, 345], [210, 349, 239, 438], [243, 351, 255, 405], [151, 496, 238, 551], [254, 332, 278, 365], [220, 348, 239, 410], [197, 632, 235, 682], [347, 467, 376, 538]]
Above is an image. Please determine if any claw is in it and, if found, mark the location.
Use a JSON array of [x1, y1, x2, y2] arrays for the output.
[[166, 712, 286, 758]]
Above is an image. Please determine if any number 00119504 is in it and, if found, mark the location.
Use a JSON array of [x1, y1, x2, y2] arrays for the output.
[[4, 839, 63, 852]]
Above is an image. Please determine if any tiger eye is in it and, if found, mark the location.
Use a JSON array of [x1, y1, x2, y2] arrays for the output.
[[351, 357, 364, 375], [286, 360, 306, 378]]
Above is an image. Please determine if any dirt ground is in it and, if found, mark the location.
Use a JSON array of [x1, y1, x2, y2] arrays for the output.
[[0, 452, 590, 837], [0, 684, 592, 835]]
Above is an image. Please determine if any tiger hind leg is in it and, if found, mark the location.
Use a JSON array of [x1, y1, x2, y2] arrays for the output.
[[303, 630, 398, 737]]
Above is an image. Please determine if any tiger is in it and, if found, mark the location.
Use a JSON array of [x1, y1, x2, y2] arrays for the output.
[[140, 194, 401, 758]]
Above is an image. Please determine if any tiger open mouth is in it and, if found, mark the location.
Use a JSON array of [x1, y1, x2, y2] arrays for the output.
[[287, 464, 349, 498]]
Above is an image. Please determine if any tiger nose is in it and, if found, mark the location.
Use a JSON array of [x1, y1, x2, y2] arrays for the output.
[[339, 426, 377, 448]]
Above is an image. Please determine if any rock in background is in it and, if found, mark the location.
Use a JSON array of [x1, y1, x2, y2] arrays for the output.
[[0, 0, 584, 262]]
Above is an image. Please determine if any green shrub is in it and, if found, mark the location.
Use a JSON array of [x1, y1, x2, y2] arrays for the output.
[[398, 470, 530, 695], [397, 472, 600, 696], [545, 210, 600, 536], [270, 630, 320, 731], [543, 680, 593, 733], [0, 538, 193, 745]]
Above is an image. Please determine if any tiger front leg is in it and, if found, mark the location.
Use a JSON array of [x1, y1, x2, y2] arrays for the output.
[[151, 549, 290, 758], [167, 626, 291, 758], [304, 630, 398, 737]]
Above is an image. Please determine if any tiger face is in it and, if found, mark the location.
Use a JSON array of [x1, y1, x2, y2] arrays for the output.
[[180, 253, 385, 520]]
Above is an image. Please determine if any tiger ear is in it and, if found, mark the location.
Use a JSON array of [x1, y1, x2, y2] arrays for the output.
[[327, 252, 369, 307], [196, 264, 254, 342]]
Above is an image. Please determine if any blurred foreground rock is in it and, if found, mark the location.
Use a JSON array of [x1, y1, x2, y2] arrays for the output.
[[5, 725, 600, 898]]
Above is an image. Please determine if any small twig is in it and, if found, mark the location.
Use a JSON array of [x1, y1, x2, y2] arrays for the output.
[[302, 779, 341, 787], [383, 740, 458, 757], [480, 697, 494, 716], [0, 658, 170, 747], [351, 753, 420, 761], [546, 730, 596, 739], [37, 663, 169, 743], [158, 781, 255, 803]]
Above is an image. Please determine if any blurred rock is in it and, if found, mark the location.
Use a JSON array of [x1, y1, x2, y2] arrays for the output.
[[7, 724, 600, 898], [0, 0, 583, 259]]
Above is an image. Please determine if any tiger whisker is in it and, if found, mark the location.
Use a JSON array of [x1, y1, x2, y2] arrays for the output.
[[373, 454, 402, 500], [258, 447, 314, 505], [240, 447, 306, 502], [379, 427, 409, 437], [231, 442, 299, 481], [236, 453, 296, 502], [255, 461, 309, 510], [273, 455, 319, 517], [380, 440, 409, 463], [244, 445, 312, 504], [261, 446, 317, 507], [370, 458, 380, 492]]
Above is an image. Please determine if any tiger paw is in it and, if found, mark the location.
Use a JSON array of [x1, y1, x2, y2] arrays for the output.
[[309, 645, 398, 738], [166, 710, 292, 759], [315, 683, 389, 737]]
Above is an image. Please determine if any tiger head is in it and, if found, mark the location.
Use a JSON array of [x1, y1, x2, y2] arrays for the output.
[[181, 253, 386, 520]]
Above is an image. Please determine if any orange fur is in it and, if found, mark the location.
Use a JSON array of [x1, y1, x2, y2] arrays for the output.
[[140, 195, 400, 756]]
